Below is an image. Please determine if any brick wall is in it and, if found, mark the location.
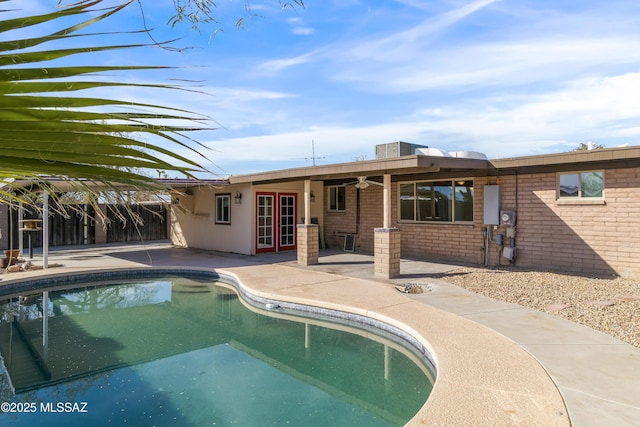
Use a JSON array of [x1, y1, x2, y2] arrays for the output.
[[394, 181, 485, 264], [513, 168, 640, 277], [323, 181, 484, 263], [323, 185, 361, 250], [321, 167, 640, 277]]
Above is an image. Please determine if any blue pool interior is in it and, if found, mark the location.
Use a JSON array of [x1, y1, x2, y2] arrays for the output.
[[0, 274, 434, 426]]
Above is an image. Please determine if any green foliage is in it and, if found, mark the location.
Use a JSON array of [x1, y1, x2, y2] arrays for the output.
[[574, 142, 605, 151], [163, 0, 306, 31], [0, 0, 212, 213]]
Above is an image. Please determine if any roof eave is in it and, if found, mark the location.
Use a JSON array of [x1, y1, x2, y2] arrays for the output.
[[490, 146, 640, 173], [230, 155, 491, 185]]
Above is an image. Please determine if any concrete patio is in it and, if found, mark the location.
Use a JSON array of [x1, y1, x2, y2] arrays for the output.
[[1, 242, 639, 426]]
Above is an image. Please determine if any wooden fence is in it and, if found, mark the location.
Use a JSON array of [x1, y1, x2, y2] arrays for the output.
[[106, 204, 167, 243], [3, 203, 167, 250]]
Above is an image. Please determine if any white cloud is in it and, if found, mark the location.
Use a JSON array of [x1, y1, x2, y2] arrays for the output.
[[192, 70, 640, 174], [27, 0, 640, 176], [256, 51, 319, 74], [330, 30, 640, 92], [292, 27, 315, 36]]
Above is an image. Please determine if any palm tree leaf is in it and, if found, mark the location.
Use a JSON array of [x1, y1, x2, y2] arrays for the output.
[[0, 0, 214, 214]]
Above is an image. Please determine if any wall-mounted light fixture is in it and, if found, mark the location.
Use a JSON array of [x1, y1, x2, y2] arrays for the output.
[[310, 191, 316, 202], [234, 191, 242, 204]]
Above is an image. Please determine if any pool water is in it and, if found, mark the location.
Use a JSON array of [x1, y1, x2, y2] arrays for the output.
[[0, 276, 433, 426]]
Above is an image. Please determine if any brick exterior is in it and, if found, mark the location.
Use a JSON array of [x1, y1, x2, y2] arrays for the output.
[[374, 228, 401, 279], [324, 181, 484, 264], [510, 168, 640, 277], [324, 185, 377, 251], [322, 166, 640, 278], [297, 224, 319, 265]]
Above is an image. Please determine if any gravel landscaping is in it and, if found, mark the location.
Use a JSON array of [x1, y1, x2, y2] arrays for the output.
[[433, 267, 640, 348]]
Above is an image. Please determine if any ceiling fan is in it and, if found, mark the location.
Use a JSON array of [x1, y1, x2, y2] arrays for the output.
[[345, 176, 384, 189]]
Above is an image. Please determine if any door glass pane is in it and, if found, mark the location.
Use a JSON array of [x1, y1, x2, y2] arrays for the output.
[[280, 196, 295, 247], [257, 196, 274, 249]]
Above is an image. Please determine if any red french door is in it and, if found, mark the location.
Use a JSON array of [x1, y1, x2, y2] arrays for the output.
[[256, 192, 297, 253]]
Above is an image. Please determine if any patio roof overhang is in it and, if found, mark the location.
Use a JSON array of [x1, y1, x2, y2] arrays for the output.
[[229, 155, 492, 185], [228, 145, 640, 186]]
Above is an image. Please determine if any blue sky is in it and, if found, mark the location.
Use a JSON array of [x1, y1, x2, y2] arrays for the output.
[[11, 0, 640, 176]]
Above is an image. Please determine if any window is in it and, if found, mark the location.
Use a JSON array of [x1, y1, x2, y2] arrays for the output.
[[328, 186, 346, 211], [558, 171, 604, 199], [215, 194, 231, 224], [400, 180, 473, 223]]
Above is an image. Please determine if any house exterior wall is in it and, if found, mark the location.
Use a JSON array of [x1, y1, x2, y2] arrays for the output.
[[508, 168, 640, 278], [170, 181, 324, 255], [323, 181, 484, 263], [323, 184, 384, 252], [170, 185, 254, 255], [321, 166, 640, 278], [395, 181, 485, 265]]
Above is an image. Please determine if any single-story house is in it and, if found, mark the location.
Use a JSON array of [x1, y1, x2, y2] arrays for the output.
[[170, 143, 640, 279]]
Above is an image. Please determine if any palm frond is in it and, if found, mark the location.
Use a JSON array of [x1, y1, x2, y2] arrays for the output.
[[0, 0, 213, 213]]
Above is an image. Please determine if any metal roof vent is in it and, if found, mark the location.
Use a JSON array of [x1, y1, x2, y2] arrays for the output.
[[450, 151, 488, 160]]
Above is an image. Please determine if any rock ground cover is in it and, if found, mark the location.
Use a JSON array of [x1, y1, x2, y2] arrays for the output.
[[434, 267, 640, 348]]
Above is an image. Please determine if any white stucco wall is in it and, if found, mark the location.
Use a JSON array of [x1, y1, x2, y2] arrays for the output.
[[170, 181, 324, 255], [170, 184, 253, 255]]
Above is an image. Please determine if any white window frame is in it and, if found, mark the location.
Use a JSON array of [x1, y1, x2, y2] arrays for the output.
[[557, 170, 605, 204], [328, 186, 346, 212], [398, 179, 474, 223], [215, 194, 231, 224]]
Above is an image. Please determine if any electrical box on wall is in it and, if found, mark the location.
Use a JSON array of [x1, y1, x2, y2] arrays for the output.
[[483, 185, 500, 225], [500, 210, 516, 226]]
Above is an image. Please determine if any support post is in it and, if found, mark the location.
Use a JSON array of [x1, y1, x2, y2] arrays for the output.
[[18, 201, 24, 256], [383, 173, 391, 228], [374, 227, 401, 279], [42, 192, 49, 269], [304, 179, 311, 225], [375, 174, 401, 278], [297, 224, 319, 265]]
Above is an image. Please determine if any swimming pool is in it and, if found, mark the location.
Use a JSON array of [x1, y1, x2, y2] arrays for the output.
[[0, 270, 434, 426]]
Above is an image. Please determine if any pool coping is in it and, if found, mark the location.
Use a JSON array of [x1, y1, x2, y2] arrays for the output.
[[0, 264, 570, 426]]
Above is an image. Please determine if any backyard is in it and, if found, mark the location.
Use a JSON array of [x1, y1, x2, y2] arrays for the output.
[[436, 267, 640, 348]]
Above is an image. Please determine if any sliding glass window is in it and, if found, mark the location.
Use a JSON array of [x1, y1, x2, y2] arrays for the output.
[[400, 180, 473, 223]]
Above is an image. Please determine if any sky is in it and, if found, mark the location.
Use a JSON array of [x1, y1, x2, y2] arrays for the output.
[[9, 0, 640, 177]]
